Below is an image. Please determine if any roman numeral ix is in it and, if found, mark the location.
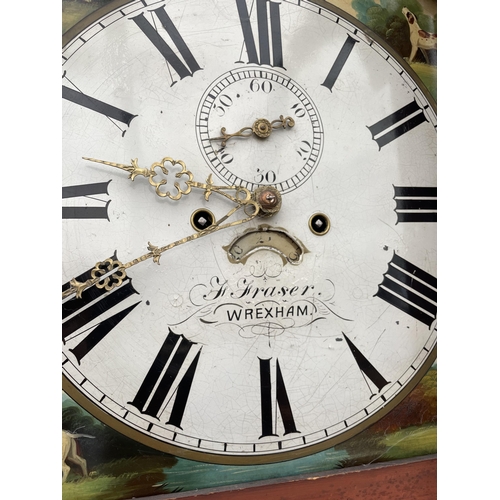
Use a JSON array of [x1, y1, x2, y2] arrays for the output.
[[259, 358, 299, 438], [62, 181, 111, 220]]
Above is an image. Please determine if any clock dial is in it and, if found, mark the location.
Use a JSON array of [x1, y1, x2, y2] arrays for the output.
[[62, 0, 437, 464]]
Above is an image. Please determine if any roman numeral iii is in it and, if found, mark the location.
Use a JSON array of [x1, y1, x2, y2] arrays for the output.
[[375, 253, 437, 328], [129, 330, 201, 429], [393, 186, 437, 223], [236, 0, 283, 67]]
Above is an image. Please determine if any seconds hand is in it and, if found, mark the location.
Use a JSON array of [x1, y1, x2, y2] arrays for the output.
[[208, 115, 295, 148]]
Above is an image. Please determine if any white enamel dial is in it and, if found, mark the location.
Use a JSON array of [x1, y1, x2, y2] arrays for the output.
[[62, 0, 437, 464]]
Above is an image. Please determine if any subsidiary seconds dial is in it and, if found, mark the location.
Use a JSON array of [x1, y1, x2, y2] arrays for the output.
[[196, 68, 324, 193]]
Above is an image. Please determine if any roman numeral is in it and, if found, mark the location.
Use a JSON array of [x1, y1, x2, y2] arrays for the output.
[[259, 358, 298, 438], [394, 186, 437, 223], [367, 100, 428, 149], [321, 35, 358, 91], [62, 257, 140, 363], [62, 182, 111, 220], [62, 85, 137, 133], [131, 6, 201, 83], [375, 253, 437, 328], [236, 0, 283, 67], [343, 333, 390, 398], [129, 329, 201, 429]]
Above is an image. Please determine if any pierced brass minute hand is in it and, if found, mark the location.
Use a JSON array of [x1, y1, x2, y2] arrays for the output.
[[209, 115, 295, 148], [63, 158, 282, 300], [83, 156, 250, 204], [62, 206, 257, 300]]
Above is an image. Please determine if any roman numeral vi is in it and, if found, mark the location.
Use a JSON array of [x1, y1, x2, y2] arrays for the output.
[[259, 358, 298, 438]]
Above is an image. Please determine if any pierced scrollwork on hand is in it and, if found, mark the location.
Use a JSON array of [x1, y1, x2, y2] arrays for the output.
[[83, 156, 194, 201], [92, 258, 127, 291], [253, 115, 295, 138], [147, 242, 162, 264], [273, 115, 295, 129], [66, 278, 94, 300], [149, 157, 194, 200], [208, 115, 295, 148], [63, 157, 281, 300], [62, 259, 127, 299], [82, 156, 253, 206]]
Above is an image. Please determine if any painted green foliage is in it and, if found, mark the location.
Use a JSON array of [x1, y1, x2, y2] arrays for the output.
[[62, 401, 177, 469], [62, 398, 180, 498], [62, 0, 113, 33], [336, 366, 437, 468], [353, 0, 437, 63], [62, 366, 437, 496]]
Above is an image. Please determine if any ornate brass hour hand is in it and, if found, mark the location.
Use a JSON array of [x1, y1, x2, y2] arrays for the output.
[[209, 115, 295, 148], [64, 157, 283, 300], [83, 156, 250, 205]]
